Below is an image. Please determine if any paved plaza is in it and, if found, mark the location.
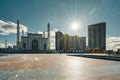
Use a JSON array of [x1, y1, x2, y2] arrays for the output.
[[0, 54, 120, 80]]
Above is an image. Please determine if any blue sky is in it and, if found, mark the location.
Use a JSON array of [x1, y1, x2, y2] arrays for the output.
[[0, 0, 120, 48]]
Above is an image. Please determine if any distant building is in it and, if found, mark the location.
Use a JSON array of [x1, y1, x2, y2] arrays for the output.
[[79, 37, 86, 51], [69, 36, 86, 51], [55, 31, 64, 50], [16, 20, 51, 51], [55, 31, 86, 52], [62, 34, 69, 50], [88, 22, 106, 52]]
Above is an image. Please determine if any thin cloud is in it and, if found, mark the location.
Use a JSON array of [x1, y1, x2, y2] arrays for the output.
[[89, 8, 96, 15], [0, 43, 5, 48], [0, 20, 28, 35], [106, 37, 120, 51]]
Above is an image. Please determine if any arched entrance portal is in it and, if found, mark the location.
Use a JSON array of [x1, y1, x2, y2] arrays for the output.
[[32, 39, 38, 50]]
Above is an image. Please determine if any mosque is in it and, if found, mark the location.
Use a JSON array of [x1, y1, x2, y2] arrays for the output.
[[16, 20, 50, 51]]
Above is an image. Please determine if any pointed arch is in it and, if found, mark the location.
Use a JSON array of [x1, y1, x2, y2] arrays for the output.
[[32, 39, 38, 50]]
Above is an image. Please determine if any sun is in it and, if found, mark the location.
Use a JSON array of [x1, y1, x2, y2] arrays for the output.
[[71, 22, 79, 30]]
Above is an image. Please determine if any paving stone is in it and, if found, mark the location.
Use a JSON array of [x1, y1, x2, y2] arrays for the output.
[[0, 54, 120, 80]]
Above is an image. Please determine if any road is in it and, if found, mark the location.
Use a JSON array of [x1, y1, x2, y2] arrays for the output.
[[0, 54, 120, 80]]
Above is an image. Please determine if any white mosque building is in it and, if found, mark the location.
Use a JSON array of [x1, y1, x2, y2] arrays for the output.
[[16, 20, 50, 51]]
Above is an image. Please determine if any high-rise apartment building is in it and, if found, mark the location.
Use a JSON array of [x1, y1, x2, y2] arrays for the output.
[[88, 22, 106, 52], [55, 31, 64, 50], [55, 31, 86, 52]]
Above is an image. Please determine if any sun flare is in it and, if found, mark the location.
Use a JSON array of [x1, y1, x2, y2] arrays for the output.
[[71, 22, 79, 30]]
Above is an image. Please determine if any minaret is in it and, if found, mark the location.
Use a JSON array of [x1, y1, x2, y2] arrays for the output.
[[47, 23, 50, 49], [16, 19, 20, 47], [5, 40, 8, 48], [22, 30, 24, 36], [43, 31, 45, 38]]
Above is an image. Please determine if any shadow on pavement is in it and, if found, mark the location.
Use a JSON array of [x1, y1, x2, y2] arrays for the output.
[[67, 54, 120, 61]]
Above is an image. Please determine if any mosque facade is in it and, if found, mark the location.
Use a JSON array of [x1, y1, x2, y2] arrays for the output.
[[16, 20, 50, 51]]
